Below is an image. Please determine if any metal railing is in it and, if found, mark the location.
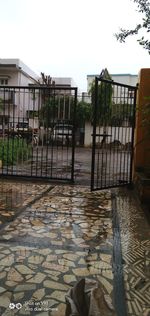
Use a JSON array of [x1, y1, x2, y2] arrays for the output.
[[91, 77, 137, 190], [0, 85, 77, 182]]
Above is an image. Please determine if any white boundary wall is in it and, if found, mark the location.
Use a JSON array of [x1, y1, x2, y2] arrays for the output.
[[84, 122, 132, 147]]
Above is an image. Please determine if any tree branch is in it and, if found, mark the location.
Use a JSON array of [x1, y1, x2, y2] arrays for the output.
[[115, 0, 150, 53]]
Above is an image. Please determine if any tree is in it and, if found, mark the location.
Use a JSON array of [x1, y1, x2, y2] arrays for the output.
[[76, 101, 92, 127], [39, 97, 58, 128], [111, 102, 135, 126], [89, 69, 113, 124], [115, 0, 150, 53], [39, 95, 92, 128], [39, 72, 92, 128]]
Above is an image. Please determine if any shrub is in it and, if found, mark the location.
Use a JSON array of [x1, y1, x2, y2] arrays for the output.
[[0, 138, 31, 166]]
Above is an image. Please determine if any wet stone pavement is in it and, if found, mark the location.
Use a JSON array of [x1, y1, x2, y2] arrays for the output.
[[0, 180, 149, 316], [0, 181, 115, 316], [0, 182, 52, 227]]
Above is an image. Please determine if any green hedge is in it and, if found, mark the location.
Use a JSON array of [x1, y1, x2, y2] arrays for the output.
[[0, 138, 31, 166]]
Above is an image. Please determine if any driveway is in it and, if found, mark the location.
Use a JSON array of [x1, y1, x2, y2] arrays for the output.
[[0, 146, 131, 188], [0, 180, 114, 316], [0, 180, 149, 316]]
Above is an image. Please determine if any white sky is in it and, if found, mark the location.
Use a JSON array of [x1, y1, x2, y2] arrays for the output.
[[0, 0, 149, 91]]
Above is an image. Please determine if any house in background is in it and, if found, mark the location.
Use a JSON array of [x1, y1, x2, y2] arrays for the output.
[[0, 59, 40, 132], [82, 73, 138, 147], [51, 77, 76, 88], [81, 73, 138, 105], [0, 59, 39, 86], [87, 73, 138, 92], [0, 59, 76, 88], [0, 59, 77, 133]]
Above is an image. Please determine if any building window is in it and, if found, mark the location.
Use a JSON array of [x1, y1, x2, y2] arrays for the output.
[[0, 79, 8, 85], [128, 88, 135, 98]]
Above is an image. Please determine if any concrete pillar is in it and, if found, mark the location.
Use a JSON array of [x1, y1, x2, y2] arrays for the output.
[[134, 68, 150, 172], [134, 69, 150, 202]]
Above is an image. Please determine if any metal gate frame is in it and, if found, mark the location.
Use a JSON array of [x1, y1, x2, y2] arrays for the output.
[[91, 76, 137, 191], [0, 85, 77, 182]]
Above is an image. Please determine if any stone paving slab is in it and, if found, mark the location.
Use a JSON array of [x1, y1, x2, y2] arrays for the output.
[[0, 183, 115, 316]]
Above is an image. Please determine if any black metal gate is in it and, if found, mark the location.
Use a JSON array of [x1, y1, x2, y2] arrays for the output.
[[91, 77, 137, 191], [0, 85, 77, 182]]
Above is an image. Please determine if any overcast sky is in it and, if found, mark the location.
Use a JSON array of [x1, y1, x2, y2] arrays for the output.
[[0, 0, 149, 91]]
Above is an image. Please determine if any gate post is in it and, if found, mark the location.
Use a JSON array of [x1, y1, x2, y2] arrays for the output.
[[133, 68, 150, 201]]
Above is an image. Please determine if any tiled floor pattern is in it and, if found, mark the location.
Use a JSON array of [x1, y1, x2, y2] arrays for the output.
[[0, 184, 115, 316], [116, 188, 150, 316], [0, 181, 52, 226]]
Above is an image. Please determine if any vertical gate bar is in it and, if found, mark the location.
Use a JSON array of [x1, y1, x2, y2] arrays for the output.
[[14, 88, 17, 173], [126, 88, 130, 182], [129, 86, 137, 184], [105, 151, 108, 188], [8, 87, 12, 175], [32, 89, 39, 177], [22, 89, 25, 175], [117, 86, 122, 184], [128, 94, 133, 182], [125, 88, 130, 183], [104, 81, 108, 188], [7, 87, 10, 175], [36, 88, 40, 177], [12, 87, 15, 176], [120, 86, 126, 184], [45, 87, 51, 178], [113, 85, 117, 187], [1, 87, 4, 175], [97, 128, 101, 188], [2, 87, 5, 174], [40, 88, 45, 178], [33, 87, 36, 177], [71, 88, 77, 183], [109, 83, 114, 187], [30, 88, 34, 177], [127, 92, 133, 183], [91, 77, 98, 190], [41, 86, 47, 177], [50, 88, 54, 179]]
